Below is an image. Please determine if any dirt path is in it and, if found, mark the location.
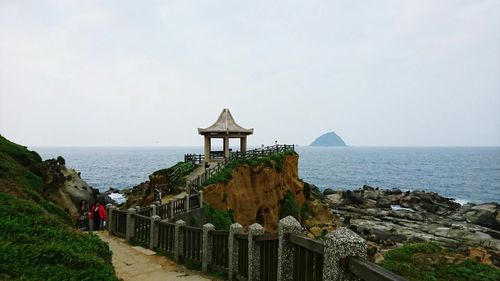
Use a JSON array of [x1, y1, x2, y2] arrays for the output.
[[97, 232, 212, 281]]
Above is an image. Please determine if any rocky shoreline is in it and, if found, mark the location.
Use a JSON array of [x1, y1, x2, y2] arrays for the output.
[[321, 185, 500, 266]]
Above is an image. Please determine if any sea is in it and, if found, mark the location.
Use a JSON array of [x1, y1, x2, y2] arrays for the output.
[[34, 146, 500, 204]]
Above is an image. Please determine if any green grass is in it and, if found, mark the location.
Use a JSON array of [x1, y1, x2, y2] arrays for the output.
[[280, 191, 300, 220], [201, 150, 297, 188], [380, 242, 500, 281], [0, 135, 118, 280], [153, 161, 198, 187], [0, 135, 42, 169], [203, 205, 233, 230], [0, 193, 118, 281]]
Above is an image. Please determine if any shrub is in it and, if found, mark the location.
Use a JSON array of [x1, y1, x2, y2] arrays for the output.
[[0, 193, 118, 281], [203, 205, 233, 230], [280, 191, 300, 220], [201, 151, 297, 188]]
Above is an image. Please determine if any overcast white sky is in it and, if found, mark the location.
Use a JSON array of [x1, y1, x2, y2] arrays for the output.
[[1, 0, 499, 147]]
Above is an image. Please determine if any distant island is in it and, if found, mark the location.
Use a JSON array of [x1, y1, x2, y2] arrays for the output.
[[310, 131, 347, 146]]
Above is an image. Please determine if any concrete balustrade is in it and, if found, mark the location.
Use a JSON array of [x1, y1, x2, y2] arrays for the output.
[[202, 223, 215, 272], [126, 208, 137, 242], [228, 223, 243, 281]]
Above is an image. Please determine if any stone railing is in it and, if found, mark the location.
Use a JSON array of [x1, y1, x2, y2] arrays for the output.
[[104, 206, 407, 281]]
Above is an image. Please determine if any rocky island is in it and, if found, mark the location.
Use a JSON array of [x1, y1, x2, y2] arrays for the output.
[[310, 131, 347, 146]]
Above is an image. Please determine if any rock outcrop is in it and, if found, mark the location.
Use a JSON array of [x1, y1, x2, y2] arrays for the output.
[[41, 157, 94, 219], [325, 185, 500, 267], [203, 154, 306, 232]]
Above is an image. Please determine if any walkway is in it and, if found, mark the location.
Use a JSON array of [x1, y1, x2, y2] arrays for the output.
[[97, 231, 212, 281]]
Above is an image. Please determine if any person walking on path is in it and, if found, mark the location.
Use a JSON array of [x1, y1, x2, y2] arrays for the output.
[[90, 202, 106, 231]]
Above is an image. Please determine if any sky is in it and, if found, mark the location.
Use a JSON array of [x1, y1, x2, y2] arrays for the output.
[[0, 0, 499, 147]]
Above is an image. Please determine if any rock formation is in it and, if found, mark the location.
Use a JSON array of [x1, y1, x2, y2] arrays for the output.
[[202, 154, 338, 233], [203, 154, 305, 232], [41, 157, 94, 219], [324, 185, 500, 267]]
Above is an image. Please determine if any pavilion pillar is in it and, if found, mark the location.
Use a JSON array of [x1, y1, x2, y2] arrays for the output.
[[204, 135, 211, 162], [240, 137, 247, 153], [223, 136, 230, 158]]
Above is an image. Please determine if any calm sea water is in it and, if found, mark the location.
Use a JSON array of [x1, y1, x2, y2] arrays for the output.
[[34, 146, 500, 204]]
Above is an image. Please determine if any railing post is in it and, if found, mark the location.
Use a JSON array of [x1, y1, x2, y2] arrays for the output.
[[170, 201, 174, 219], [228, 223, 243, 281], [248, 223, 265, 281], [185, 194, 190, 212], [202, 223, 215, 272], [174, 220, 186, 263], [105, 203, 112, 230], [323, 227, 367, 281], [150, 204, 157, 216], [199, 191, 204, 208], [149, 215, 160, 250], [277, 216, 302, 281], [107, 205, 116, 235], [126, 208, 137, 242]]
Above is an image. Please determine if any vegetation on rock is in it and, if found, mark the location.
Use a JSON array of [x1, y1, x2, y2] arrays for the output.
[[280, 191, 300, 220], [0, 135, 118, 280], [201, 150, 297, 188], [380, 242, 500, 281], [203, 205, 233, 230]]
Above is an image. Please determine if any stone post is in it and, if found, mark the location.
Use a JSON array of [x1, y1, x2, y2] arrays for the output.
[[149, 215, 160, 250], [174, 220, 186, 263], [322, 227, 367, 281], [150, 204, 157, 216], [202, 223, 215, 272], [248, 223, 265, 281], [277, 216, 302, 281], [170, 201, 175, 220], [228, 223, 244, 281], [199, 191, 204, 208], [107, 205, 117, 235], [185, 194, 190, 212], [126, 208, 137, 242], [105, 203, 113, 231]]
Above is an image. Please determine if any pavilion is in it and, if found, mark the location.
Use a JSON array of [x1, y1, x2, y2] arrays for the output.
[[198, 109, 253, 162]]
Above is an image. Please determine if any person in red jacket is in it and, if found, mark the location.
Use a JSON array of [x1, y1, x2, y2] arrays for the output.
[[90, 202, 106, 231]]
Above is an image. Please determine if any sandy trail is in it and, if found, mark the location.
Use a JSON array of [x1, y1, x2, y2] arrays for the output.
[[97, 231, 211, 281]]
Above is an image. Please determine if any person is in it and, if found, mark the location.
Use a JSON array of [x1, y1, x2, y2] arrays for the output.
[[79, 200, 89, 214], [90, 202, 106, 231], [275, 140, 279, 151], [77, 200, 89, 230]]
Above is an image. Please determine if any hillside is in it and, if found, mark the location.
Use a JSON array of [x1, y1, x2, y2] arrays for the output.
[[0, 135, 118, 280], [310, 131, 346, 146]]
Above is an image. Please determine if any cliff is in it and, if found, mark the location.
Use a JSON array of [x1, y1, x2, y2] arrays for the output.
[[203, 154, 305, 232], [0, 135, 118, 280], [202, 153, 337, 234], [310, 131, 346, 146]]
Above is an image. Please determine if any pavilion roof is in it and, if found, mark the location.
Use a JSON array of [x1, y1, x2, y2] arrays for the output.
[[198, 108, 254, 135]]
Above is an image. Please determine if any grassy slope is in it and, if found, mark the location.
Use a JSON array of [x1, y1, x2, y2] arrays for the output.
[[0, 135, 118, 281]]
